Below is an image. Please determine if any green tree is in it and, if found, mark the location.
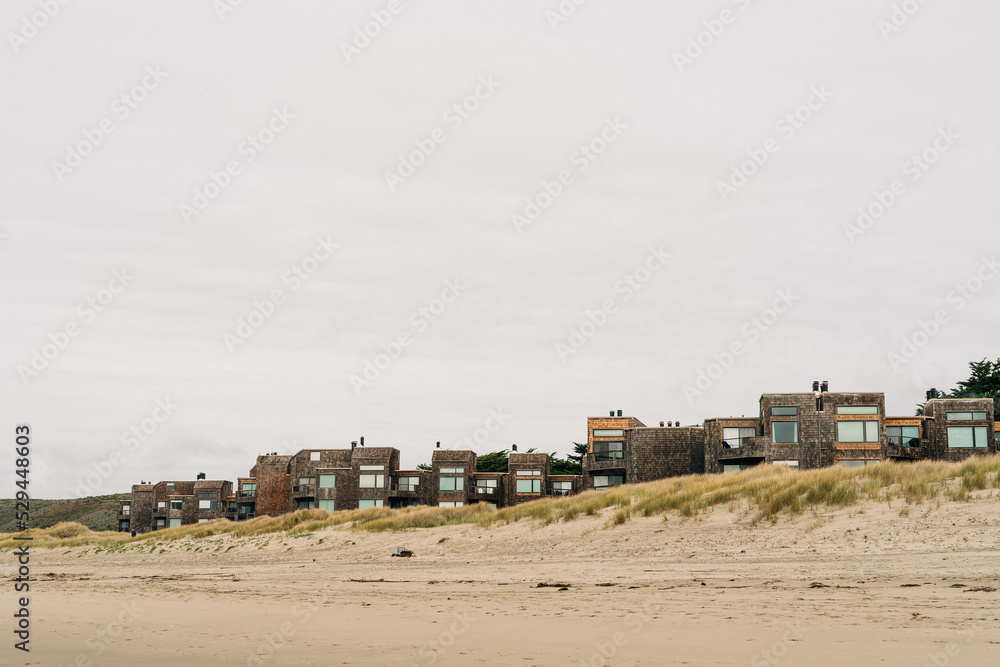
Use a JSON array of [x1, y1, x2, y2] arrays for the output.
[[476, 450, 509, 472]]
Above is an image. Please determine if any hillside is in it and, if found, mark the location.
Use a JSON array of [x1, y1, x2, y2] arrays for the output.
[[0, 493, 127, 533]]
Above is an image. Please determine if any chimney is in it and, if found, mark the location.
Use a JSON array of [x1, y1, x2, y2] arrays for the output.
[[436, 441, 440, 448], [196, 472, 205, 480], [512, 444, 518, 452], [820, 381, 829, 393], [351, 441, 357, 450], [659, 421, 664, 427], [609, 410, 615, 417], [926, 388, 938, 400], [617, 410, 623, 417], [812, 380, 819, 392], [360, 436, 364, 447]]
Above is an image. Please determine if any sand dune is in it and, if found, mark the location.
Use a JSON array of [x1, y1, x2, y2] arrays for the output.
[[12, 494, 1000, 666]]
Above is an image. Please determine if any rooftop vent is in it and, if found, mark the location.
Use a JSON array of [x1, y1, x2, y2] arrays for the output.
[[360, 436, 364, 447], [812, 380, 819, 392], [617, 410, 623, 417], [351, 441, 357, 450], [512, 444, 518, 452], [436, 441, 440, 448], [609, 410, 614, 417], [659, 421, 664, 427], [821, 381, 829, 393], [196, 472, 205, 480]]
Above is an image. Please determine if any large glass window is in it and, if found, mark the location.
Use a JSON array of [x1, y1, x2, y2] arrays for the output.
[[318, 499, 335, 511], [310, 451, 321, 461], [318, 474, 336, 489], [946, 412, 988, 421], [359, 474, 385, 488], [551, 481, 572, 495], [157, 501, 166, 509], [593, 441, 624, 460], [593, 475, 624, 488], [771, 406, 798, 416], [296, 500, 314, 510], [593, 428, 624, 437], [298, 477, 313, 485], [947, 426, 989, 448], [438, 501, 464, 508], [240, 482, 256, 495], [439, 467, 464, 474], [836, 406, 879, 415], [516, 470, 541, 476], [772, 460, 799, 468], [170, 500, 182, 510], [394, 476, 419, 491], [439, 476, 464, 491], [198, 499, 216, 510], [516, 479, 541, 493], [723, 464, 754, 473], [358, 499, 383, 509], [156, 518, 166, 527], [475, 478, 497, 494], [722, 427, 756, 449], [886, 426, 920, 447], [360, 465, 385, 471], [771, 421, 798, 443], [836, 421, 879, 443], [168, 518, 181, 528]]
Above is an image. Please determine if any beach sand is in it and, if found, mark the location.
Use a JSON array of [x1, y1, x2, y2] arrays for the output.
[[10, 496, 1000, 666]]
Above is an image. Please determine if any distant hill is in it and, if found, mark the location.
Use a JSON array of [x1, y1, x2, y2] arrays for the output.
[[0, 494, 128, 533]]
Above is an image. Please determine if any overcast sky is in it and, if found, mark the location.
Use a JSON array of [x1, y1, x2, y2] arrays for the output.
[[2, 1, 998, 498]]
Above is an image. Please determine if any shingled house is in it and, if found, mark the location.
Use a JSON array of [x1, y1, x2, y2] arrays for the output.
[[119, 384, 998, 532]]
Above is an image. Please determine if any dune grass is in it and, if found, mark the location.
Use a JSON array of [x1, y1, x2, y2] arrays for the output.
[[3, 455, 998, 551]]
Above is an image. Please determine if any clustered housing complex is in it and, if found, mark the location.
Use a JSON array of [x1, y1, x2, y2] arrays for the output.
[[118, 383, 998, 533]]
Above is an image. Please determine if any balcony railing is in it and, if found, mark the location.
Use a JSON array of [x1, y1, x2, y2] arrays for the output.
[[550, 488, 571, 496], [292, 484, 314, 494], [237, 490, 256, 498], [473, 486, 495, 495], [236, 513, 256, 521], [119, 509, 131, 516], [391, 483, 419, 492]]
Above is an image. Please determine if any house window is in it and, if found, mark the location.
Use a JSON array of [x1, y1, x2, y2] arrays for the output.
[[593, 441, 624, 460], [360, 465, 385, 471], [169, 518, 181, 528], [722, 427, 755, 449], [836, 406, 879, 415], [170, 501, 182, 510], [157, 501, 166, 509], [241, 482, 256, 495], [516, 479, 541, 493], [946, 411, 988, 421], [298, 477, 313, 485], [836, 421, 879, 443], [771, 407, 798, 416], [198, 492, 217, 498], [310, 451, 321, 461], [296, 499, 314, 510], [394, 476, 419, 491], [723, 464, 754, 473], [198, 519, 210, 523], [318, 474, 336, 489], [358, 499, 384, 509], [516, 470, 541, 476], [771, 421, 798, 443], [359, 474, 385, 489], [155, 518, 166, 527], [439, 467, 464, 474], [475, 479, 497, 494], [119, 520, 130, 530], [886, 426, 920, 447], [198, 499, 216, 510], [593, 475, 624, 488], [318, 499, 335, 511], [439, 476, 464, 491], [551, 481, 572, 495], [121, 505, 131, 515], [947, 426, 989, 448], [166, 483, 174, 491], [839, 459, 880, 467], [438, 501, 464, 508], [593, 429, 624, 437], [772, 460, 799, 468]]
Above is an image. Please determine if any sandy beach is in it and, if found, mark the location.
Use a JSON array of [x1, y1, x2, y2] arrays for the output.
[[9, 495, 1000, 667]]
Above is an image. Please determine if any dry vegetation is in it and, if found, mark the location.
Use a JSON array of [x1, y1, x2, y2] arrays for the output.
[[4, 455, 998, 552]]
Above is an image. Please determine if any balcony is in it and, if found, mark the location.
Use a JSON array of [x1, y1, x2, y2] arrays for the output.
[[237, 490, 256, 499], [584, 453, 627, 471], [550, 488, 571, 496], [717, 439, 767, 460], [236, 513, 256, 521], [118, 508, 131, 516], [291, 484, 315, 496], [885, 444, 922, 460]]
